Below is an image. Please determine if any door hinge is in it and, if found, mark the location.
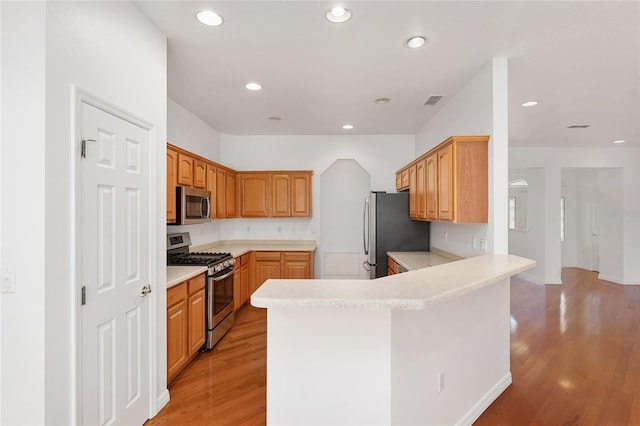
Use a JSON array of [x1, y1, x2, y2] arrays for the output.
[[81, 285, 86, 305], [81, 138, 96, 159]]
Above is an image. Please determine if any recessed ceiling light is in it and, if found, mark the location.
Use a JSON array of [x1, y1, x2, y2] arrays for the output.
[[268, 116, 281, 121], [522, 101, 538, 107], [326, 6, 352, 23], [375, 98, 391, 104], [404, 36, 428, 49], [245, 82, 262, 91], [342, 124, 354, 130], [613, 140, 626, 144], [196, 10, 223, 27]]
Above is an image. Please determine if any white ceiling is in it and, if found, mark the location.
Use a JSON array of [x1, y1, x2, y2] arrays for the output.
[[136, 1, 639, 147]]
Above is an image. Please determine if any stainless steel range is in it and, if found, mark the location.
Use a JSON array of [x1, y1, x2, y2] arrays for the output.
[[167, 232, 235, 351]]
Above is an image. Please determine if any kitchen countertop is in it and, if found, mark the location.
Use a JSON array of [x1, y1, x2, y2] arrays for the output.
[[166, 239, 317, 289], [251, 254, 535, 310], [167, 265, 208, 288], [387, 251, 454, 271]]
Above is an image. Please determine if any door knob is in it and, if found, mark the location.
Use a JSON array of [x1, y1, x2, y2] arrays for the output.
[[140, 285, 152, 297]]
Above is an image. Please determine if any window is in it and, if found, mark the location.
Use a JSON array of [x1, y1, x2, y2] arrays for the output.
[[560, 197, 565, 242], [508, 197, 516, 230]]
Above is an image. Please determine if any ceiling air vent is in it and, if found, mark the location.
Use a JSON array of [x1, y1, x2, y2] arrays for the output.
[[424, 95, 445, 106], [567, 124, 591, 129]]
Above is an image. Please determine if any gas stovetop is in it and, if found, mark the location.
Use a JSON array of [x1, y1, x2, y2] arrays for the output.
[[167, 233, 234, 274]]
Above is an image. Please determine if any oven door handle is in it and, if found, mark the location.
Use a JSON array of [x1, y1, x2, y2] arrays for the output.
[[213, 269, 235, 282]]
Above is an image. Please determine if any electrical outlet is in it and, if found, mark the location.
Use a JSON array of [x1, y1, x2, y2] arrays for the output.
[[444, 231, 448, 243], [437, 372, 445, 393], [471, 237, 476, 249], [480, 239, 487, 253]]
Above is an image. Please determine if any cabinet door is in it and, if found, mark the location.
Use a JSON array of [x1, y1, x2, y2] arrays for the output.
[[241, 262, 250, 304], [167, 298, 188, 381], [233, 264, 242, 311], [272, 174, 291, 217], [177, 153, 194, 186], [193, 159, 207, 189], [241, 173, 270, 217], [416, 159, 427, 220], [226, 171, 237, 218], [291, 173, 311, 217], [254, 252, 282, 292], [426, 153, 438, 220], [206, 164, 217, 219], [409, 164, 418, 219], [283, 252, 312, 279], [437, 143, 454, 221], [166, 148, 178, 223], [188, 288, 205, 356], [216, 169, 226, 218]]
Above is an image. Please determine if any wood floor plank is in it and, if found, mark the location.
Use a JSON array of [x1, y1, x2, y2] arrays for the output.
[[148, 268, 640, 425]]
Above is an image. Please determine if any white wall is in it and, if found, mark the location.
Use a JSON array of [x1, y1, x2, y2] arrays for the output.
[[220, 134, 415, 277], [598, 169, 624, 283], [415, 58, 509, 257], [1, 2, 167, 424], [1, 3, 46, 424], [510, 148, 640, 285], [575, 171, 599, 271], [561, 172, 578, 267]]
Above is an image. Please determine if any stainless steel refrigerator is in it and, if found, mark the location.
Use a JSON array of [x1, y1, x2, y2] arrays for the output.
[[363, 191, 430, 278]]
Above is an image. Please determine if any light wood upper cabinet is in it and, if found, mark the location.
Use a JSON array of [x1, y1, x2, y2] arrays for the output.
[[400, 135, 489, 223], [193, 159, 207, 189], [177, 153, 194, 186], [216, 169, 226, 219], [167, 148, 178, 223], [206, 164, 217, 218], [291, 173, 311, 217], [425, 153, 438, 221], [416, 159, 427, 220], [272, 174, 291, 217], [226, 170, 237, 218], [437, 143, 454, 221], [241, 173, 270, 217], [408, 165, 417, 219]]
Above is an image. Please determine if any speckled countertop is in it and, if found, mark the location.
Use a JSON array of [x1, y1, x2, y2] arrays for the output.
[[251, 254, 535, 310], [166, 240, 317, 288], [387, 251, 456, 271]]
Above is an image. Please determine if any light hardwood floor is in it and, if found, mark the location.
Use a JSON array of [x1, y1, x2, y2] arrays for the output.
[[147, 268, 640, 425]]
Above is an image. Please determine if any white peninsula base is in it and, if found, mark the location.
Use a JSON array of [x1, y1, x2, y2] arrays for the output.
[[252, 254, 534, 425]]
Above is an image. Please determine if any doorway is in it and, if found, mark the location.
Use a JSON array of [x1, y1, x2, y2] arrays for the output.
[[76, 92, 154, 425]]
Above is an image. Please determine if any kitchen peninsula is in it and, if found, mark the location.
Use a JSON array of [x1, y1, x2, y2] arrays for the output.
[[251, 254, 535, 425]]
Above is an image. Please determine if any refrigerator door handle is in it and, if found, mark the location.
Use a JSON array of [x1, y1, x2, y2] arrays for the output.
[[363, 197, 369, 255]]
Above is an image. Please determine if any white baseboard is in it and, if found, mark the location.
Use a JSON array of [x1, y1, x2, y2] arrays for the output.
[[153, 389, 170, 417], [597, 273, 623, 284], [456, 372, 512, 426]]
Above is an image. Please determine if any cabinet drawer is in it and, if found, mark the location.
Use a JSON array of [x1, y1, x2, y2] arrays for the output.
[[188, 274, 205, 295], [255, 251, 282, 262], [283, 251, 311, 262], [240, 253, 250, 266], [167, 282, 187, 307]]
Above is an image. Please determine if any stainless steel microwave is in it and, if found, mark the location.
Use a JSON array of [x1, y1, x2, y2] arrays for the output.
[[175, 186, 211, 224]]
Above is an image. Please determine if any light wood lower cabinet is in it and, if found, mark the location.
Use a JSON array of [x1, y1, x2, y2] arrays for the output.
[[387, 256, 400, 276], [283, 252, 312, 279], [167, 273, 205, 383], [234, 253, 251, 310], [254, 252, 282, 293]]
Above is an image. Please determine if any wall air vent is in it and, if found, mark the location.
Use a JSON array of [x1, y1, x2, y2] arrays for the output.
[[424, 95, 446, 106], [567, 124, 591, 129]]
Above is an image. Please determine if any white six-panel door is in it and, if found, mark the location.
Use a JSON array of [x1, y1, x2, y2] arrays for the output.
[[80, 101, 150, 426]]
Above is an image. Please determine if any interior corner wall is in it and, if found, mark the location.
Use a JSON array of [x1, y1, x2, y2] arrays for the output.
[[1, 2, 47, 424], [44, 2, 167, 424], [166, 98, 223, 247], [414, 58, 509, 257], [561, 172, 578, 267]]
